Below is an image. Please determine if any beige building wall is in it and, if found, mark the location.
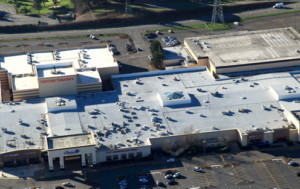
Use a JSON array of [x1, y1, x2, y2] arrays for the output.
[[98, 67, 119, 80], [289, 129, 298, 142], [38, 75, 77, 97], [184, 40, 199, 61], [263, 131, 274, 144], [215, 59, 300, 74], [149, 129, 239, 149], [96, 145, 151, 163]]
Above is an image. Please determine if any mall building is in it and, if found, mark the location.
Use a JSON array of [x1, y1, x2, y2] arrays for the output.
[[2, 28, 300, 171], [0, 66, 300, 170], [184, 27, 300, 78], [0, 44, 118, 101]]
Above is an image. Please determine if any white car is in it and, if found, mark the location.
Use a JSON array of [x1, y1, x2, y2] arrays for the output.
[[62, 182, 73, 187], [173, 172, 181, 178], [148, 55, 153, 61], [165, 174, 173, 179], [166, 42, 172, 47], [168, 30, 174, 33]]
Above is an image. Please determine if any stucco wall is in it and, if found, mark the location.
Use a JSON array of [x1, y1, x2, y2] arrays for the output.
[[96, 145, 151, 163], [38, 75, 77, 97], [149, 129, 239, 150]]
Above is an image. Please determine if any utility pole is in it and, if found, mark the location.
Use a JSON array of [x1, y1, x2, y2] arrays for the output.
[[125, 0, 128, 14], [203, 140, 206, 166], [211, 0, 225, 25]]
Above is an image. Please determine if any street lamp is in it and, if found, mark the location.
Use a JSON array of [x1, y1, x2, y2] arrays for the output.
[[203, 140, 206, 166]]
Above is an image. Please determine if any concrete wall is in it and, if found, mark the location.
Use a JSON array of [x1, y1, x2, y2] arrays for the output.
[[47, 145, 96, 170], [184, 40, 199, 61], [215, 59, 300, 74], [98, 66, 119, 80], [96, 145, 151, 163], [197, 58, 208, 67], [289, 129, 298, 142], [149, 129, 239, 150], [38, 75, 77, 97], [263, 131, 274, 143]]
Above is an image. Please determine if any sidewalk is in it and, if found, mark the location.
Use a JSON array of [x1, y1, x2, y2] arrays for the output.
[[0, 164, 45, 179]]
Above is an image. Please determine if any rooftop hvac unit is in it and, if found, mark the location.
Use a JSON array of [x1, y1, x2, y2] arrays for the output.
[[21, 134, 27, 138], [2, 127, 7, 132], [25, 141, 34, 145]]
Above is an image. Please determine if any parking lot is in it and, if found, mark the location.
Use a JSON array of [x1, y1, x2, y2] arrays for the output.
[[83, 144, 300, 189]]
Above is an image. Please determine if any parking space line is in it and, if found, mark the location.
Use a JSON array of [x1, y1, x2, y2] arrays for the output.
[[220, 155, 225, 163], [262, 163, 280, 189]]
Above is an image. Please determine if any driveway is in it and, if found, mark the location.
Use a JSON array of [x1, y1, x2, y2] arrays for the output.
[[0, 2, 16, 14]]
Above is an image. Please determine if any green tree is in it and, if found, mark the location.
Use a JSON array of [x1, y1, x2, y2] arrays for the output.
[[32, 0, 43, 14], [150, 40, 164, 68], [52, 0, 59, 5], [41, 0, 48, 8], [72, 0, 90, 14]]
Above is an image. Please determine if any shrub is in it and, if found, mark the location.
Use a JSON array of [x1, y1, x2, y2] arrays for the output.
[[20, 6, 31, 14]]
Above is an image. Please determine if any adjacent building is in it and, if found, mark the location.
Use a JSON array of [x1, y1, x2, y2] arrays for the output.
[[0, 45, 119, 101], [184, 27, 300, 77]]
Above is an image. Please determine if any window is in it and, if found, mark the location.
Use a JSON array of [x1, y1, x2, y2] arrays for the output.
[[128, 153, 134, 159], [121, 154, 127, 160], [137, 152, 142, 157], [113, 155, 118, 160], [106, 156, 112, 161]]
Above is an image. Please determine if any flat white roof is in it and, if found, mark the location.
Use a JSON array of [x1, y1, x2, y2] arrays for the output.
[[1, 47, 116, 91], [77, 71, 101, 84], [185, 27, 300, 68], [37, 66, 75, 78], [1, 54, 33, 75], [3, 67, 300, 154], [12, 76, 38, 90]]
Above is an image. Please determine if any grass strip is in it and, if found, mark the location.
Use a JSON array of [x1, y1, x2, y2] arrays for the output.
[[144, 22, 231, 35], [0, 33, 128, 43], [241, 9, 300, 22]]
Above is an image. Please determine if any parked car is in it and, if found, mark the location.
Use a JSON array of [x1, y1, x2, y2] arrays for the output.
[[62, 182, 73, 187], [156, 180, 163, 186], [165, 174, 173, 179], [125, 44, 132, 51], [168, 36, 175, 41], [54, 186, 64, 189], [167, 179, 175, 185], [89, 34, 96, 39], [44, 43, 52, 46], [145, 33, 156, 39], [163, 170, 173, 176], [148, 55, 153, 61], [109, 46, 117, 52], [166, 42, 172, 47], [167, 158, 175, 162], [288, 161, 299, 167], [173, 172, 181, 178], [162, 37, 169, 43], [171, 40, 178, 46], [168, 30, 174, 33], [194, 167, 205, 173]]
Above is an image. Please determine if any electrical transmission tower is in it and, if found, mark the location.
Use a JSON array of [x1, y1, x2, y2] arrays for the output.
[[211, 0, 225, 25]]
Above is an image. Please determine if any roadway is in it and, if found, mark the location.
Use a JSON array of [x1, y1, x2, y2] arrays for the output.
[[1, 1, 300, 53]]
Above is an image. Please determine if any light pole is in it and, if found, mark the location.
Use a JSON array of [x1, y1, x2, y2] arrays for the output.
[[203, 140, 206, 166]]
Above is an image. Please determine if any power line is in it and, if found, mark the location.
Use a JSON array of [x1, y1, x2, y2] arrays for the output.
[[211, 0, 225, 25]]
